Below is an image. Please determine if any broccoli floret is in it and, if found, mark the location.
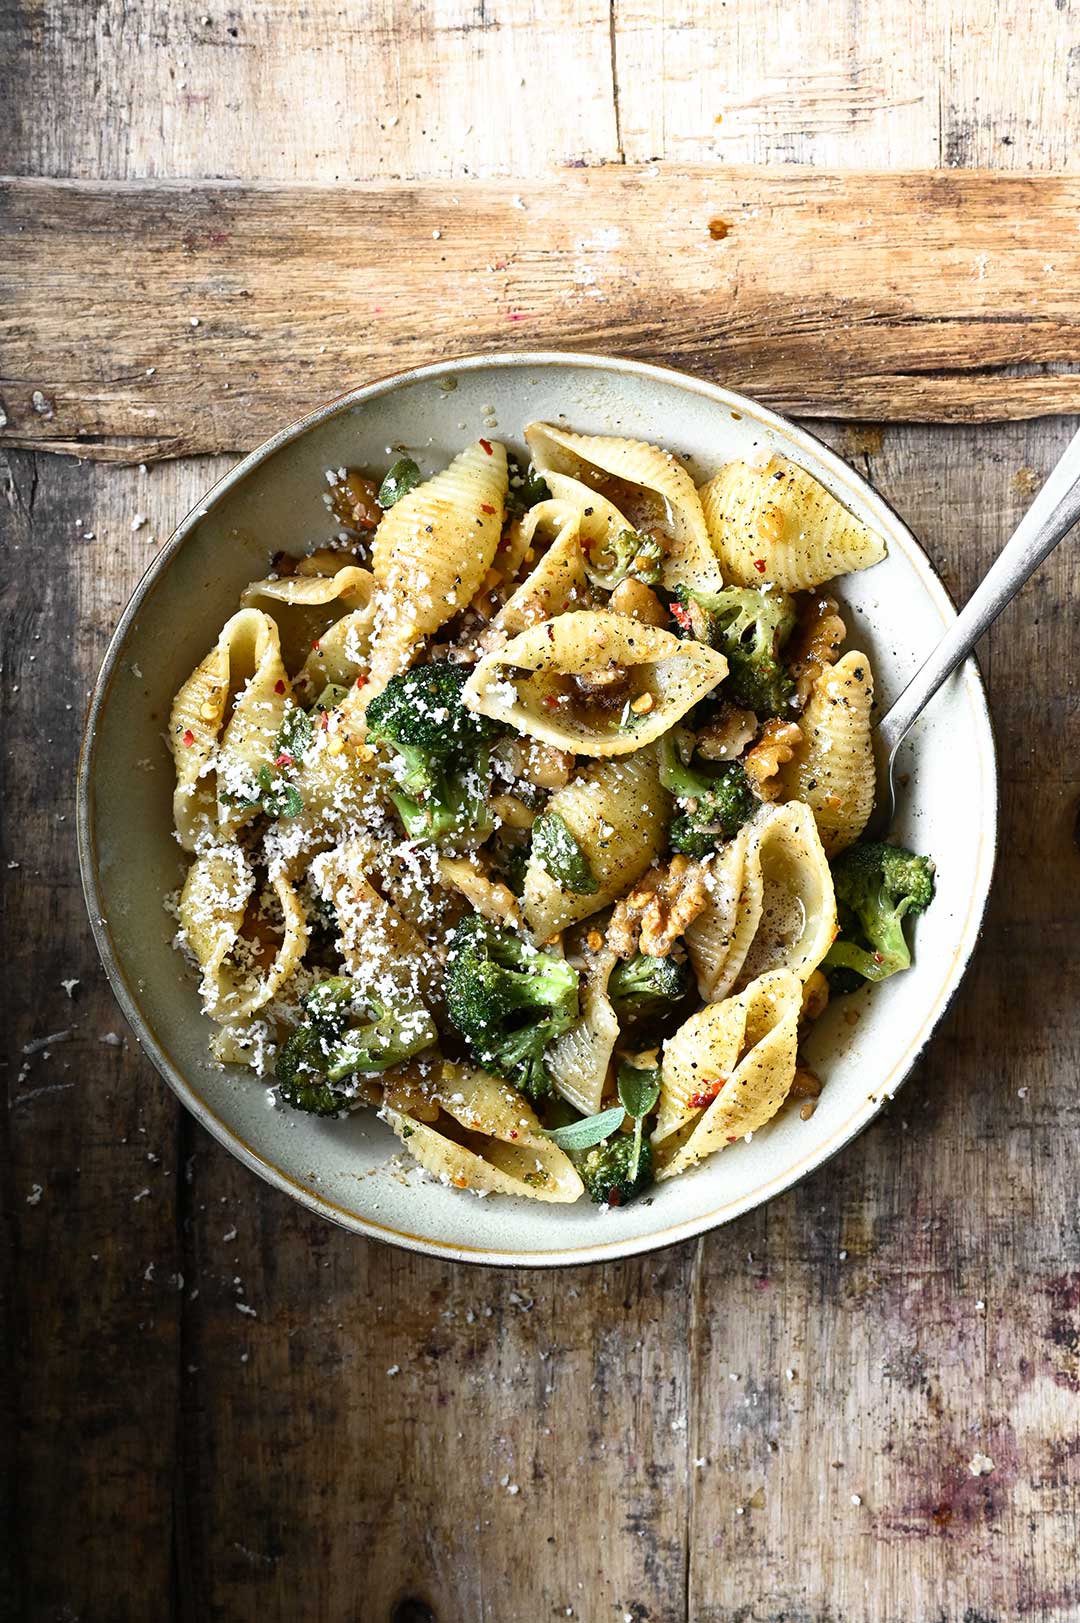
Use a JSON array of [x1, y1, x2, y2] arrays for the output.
[[582, 1132, 654, 1206], [366, 661, 502, 844], [608, 952, 690, 1025], [584, 527, 665, 591], [275, 976, 437, 1115], [823, 841, 936, 990], [675, 584, 796, 716], [657, 731, 758, 858], [444, 913, 580, 1100]]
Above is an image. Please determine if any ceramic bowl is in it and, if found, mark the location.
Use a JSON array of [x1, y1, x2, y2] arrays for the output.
[[78, 353, 997, 1265]]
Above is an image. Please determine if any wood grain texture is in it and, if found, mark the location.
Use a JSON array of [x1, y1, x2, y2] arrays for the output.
[[4, 0, 1080, 181], [5, 0, 1080, 1618], [4, 421, 1080, 1622], [4, 168, 1080, 465]]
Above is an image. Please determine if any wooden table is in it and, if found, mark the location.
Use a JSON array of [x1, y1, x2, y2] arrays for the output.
[[3, 5, 1079, 1619]]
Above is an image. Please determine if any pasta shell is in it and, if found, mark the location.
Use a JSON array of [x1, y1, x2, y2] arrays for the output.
[[315, 836, 442, 1011], [366, 440, 508, 693], [687, 803, 837, 1000], [546, 947, 620, 1116], [463, 609, 728, 757], [385, 1062, 585, 1202], [526, 422, 724, 593], [262, 728, 382, 878], [169, 608, 290, 851], [779, 651, 875, 856], [241, 565, 374, 676], [495, 501, 592, 636], [685, 823, 761, 1001], [180, 850, 309, 1023], [521, 745, 670, 942], [653, 968, 802, 1175], [699, 454, 886, 590], [734, 802, 838, 987]]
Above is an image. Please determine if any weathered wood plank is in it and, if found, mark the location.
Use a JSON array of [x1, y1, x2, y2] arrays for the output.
[[0, 450, 210, 1621], [4, 414, 1080, 1621], [175, 1135, 696, 1622], [0, 0, 618, 181], [4, 0, 1079, 183], [682, 416, 1080, 1623], [4, 169, 1080, 463], [615, 0, 1080, 172]]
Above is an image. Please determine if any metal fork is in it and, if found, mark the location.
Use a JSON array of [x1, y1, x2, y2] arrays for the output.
[[873, 425, 1080, 832]]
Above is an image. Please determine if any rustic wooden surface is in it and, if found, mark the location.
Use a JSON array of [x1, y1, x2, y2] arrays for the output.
[[7, 169, 1080, 460], [3, 2, 1080, 1621]]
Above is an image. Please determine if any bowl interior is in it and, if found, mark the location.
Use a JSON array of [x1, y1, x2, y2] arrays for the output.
[[80, 355, 996, 1264]]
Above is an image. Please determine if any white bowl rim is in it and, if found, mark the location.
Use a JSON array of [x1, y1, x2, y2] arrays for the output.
[[77, 349, 998, 1267]]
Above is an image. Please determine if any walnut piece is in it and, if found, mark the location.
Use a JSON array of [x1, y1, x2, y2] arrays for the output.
[[743, 719, 802, 800], [695, 704, 760, 762], [788, 593, 847, 707], [499, 737, 574, 789], [607, 853, 710, 958]]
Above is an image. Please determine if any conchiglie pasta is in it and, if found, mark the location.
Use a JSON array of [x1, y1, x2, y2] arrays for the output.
[[685, 823, 760, 1002], [241, 565, 374, 675], [526, 421, 724, 593], [699, 454, 886, 589], [495, 500, 592, 636], [366, 440, 508, 693], [653, 968, 802, 1177], [686, 803, 837, 1001], [384, 1063, 584, 1202], [463, 609, 728, 757], [169, 608, 291, 851], [179, 850, 309, 1023], [779, 651, 875, 856], [521, 745, 670, 942], [315, 837, 442, 1010], [733, 802, 838, 987], [546, 947, 620, 1116]]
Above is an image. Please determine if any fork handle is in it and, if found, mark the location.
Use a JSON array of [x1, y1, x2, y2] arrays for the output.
[[877, 425, 1080, 762]]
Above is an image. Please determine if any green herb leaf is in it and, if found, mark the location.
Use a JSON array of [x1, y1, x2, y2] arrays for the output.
[[377, 456, 422, 509], [313, 682, 350, 713], [505, 458, 551, 517], [617, 1061, 661, 1121], [542, 1104, 625, 1153], [261, 778, 304, 819], [276, 706, 314, 760], [531, 811, 599, 895]]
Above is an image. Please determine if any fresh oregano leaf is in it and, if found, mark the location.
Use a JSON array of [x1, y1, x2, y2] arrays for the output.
[[377, 456, 422, 509], [531, 811, 599, 895], [542, 1104, 625, 1153], [276, 706, 314, 761], [616, 1061, 662, 1121], [505, 458, 551, 517]]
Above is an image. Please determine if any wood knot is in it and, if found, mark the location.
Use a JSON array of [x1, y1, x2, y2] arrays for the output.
[[392, 1600, 436, 1623]]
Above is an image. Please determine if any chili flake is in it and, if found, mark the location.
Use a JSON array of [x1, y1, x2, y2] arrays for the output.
[[753, 559, 767, 574], [275, 752, 293, 768], [182, 728, 195, 748], [355, 673, 368, 690], [274, 679, 286, 694], [480, 503, 496, 514], [479, 438, 493, 455], [670, 602, 693, 631], [688, 1079, 724, 1109]]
